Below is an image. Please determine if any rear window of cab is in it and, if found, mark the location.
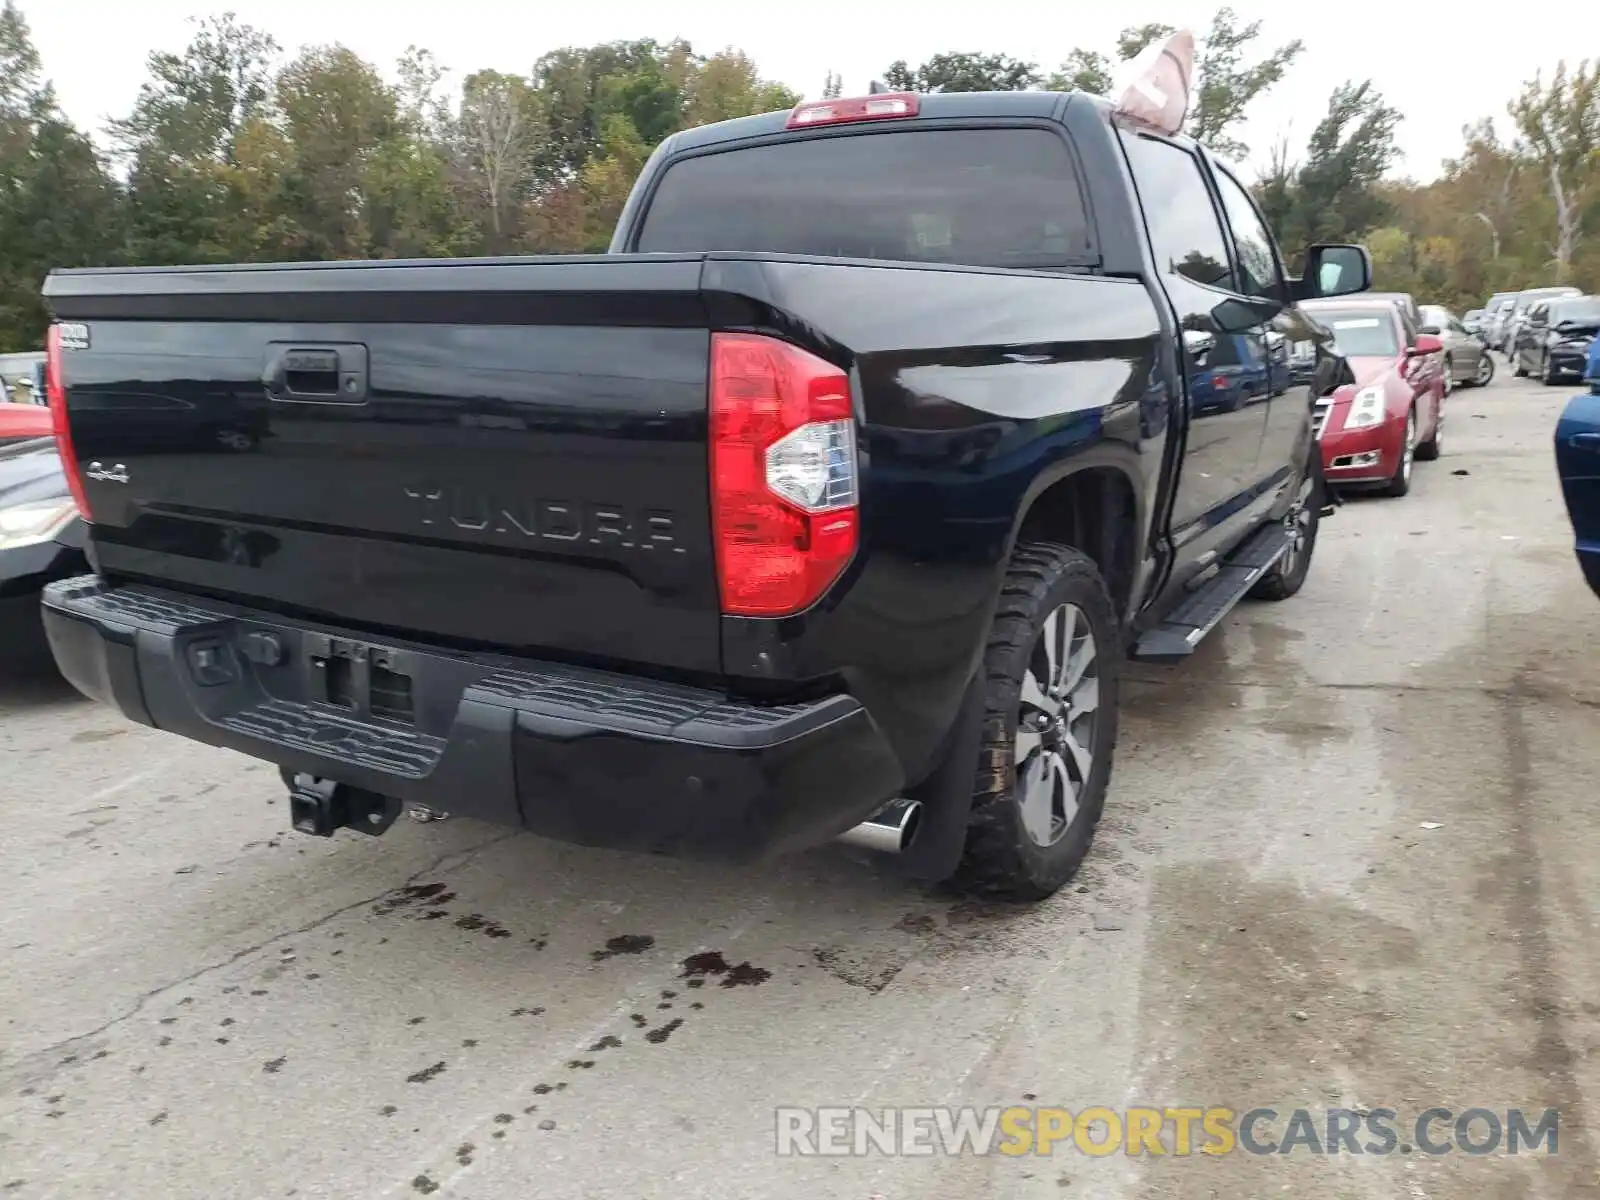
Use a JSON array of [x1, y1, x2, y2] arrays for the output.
[[634, 128, 1093, 270]]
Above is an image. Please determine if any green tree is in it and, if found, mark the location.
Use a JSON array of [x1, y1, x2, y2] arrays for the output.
[[1508, 58, 1600, 283], [524, 41, 799, 252], [580, 113, 651, 250], [456, 69, 544, 247], [271, 45, 402, 259], [1046, 50, 1113, 95], [883, 52, 1039, 93], [1257, 81, 1401, 257], [530, 40, 682, 187], [111, 13, 279, 265], [0, 1, 121, 348], [684, 49, 797, 128]]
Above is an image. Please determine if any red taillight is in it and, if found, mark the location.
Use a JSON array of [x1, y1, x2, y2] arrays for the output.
[[45, 323, 91, 520], [785, 92, 919, 129], [709, 333, 859, 617]]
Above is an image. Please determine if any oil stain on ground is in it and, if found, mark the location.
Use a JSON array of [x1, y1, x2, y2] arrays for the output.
[[679, 950, 770, 987], [591, 934, 655, 962]]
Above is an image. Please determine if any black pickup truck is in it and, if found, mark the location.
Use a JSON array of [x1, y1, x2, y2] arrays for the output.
[[40, 89, 1369, 900]]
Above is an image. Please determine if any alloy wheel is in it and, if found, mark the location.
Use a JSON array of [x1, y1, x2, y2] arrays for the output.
[[1475, 354, 1493, 386], [1276, 474, 1316, 580], [1401, 410, 1416, 484], [1014, 603, 1100, 848]]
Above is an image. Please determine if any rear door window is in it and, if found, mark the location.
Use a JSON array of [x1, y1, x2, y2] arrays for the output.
[[635, 128, 1094, 269], [1211, 167, 1284, 300], [1118, 133, 1233, 290]]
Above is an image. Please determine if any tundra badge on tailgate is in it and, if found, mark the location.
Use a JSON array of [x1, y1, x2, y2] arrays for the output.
[[56, 322, 90, 351], [402, 482, 687, 556]]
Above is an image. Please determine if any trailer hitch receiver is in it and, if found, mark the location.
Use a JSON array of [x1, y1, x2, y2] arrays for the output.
[[283, 772, 403, 838]]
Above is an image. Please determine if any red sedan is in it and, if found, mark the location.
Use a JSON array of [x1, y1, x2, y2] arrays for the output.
[[0, 400, 52, 446], [1304, 299, 1446, 498]]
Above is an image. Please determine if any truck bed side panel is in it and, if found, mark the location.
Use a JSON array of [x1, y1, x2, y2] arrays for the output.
[[705, 257, 1167, 782]]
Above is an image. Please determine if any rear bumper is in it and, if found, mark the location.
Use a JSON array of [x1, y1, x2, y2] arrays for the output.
[[41, 576, 904, 861]]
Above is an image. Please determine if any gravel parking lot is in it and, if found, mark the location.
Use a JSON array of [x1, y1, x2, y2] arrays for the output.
[[3, 369, 1597, 1200]]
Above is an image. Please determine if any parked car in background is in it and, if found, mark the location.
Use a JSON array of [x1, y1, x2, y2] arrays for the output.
[[1419, 304, 1494, 388], [1513, 295, 1600, 384], [0, 400, 53, 446], [1305, 298, 1445, 497], [1482, 293, 1517, 348], [1362, 291, 1451, 392], [1500, 286, 1582, 353], [0, 436, 87, 665], [1463, 308, 1486, 340], [1365, 290, 1423, 327], [1555, 392, 1600, 600]]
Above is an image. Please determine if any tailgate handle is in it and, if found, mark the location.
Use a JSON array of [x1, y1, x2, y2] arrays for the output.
[[1571, 432, 1600, 453], [264, 343, 369, 404]]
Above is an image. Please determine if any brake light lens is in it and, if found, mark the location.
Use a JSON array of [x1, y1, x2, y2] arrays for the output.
[[786, 93, 920, 129], [709, 333, 859, 617], [45, 323, 92, 521]]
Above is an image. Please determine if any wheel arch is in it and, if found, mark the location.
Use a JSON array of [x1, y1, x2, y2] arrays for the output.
[[1008, 458, 1143, 623]]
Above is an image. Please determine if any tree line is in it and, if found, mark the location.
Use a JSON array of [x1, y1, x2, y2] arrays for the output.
[[2, 2, 1596, 352]]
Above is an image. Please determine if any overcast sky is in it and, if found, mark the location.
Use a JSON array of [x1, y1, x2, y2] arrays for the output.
[[19, 0, 1557, 182]]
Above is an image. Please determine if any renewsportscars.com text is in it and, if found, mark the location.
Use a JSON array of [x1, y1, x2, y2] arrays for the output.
[[774, 1106, 1559, 1158]]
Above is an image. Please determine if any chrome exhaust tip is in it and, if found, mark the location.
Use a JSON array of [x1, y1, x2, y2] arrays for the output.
[[836, 799, 922, 855]]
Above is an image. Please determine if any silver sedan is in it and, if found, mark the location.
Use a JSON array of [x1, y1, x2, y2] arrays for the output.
[[1420, 304, 1495, 389]]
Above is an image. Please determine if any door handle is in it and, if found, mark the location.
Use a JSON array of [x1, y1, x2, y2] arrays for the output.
[[263, 342, 369, 404], [1569, 432, 1600, 453]]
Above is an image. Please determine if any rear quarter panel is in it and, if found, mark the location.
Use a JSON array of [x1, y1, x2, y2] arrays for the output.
[[705, 256, 1165, 782]]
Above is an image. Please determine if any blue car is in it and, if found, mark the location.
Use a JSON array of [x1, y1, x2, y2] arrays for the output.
[[1554, 336, 1600, 598]]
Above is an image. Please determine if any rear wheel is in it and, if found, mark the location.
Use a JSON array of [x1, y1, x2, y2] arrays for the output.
[[1540, 354, 1560, 385], [1382, 409, 1416, 497], [1250, 457, 1320, 601], [1472, 353, 1494, 387], [1415, 404, 1443, 461], [1513, 352, 1528, 378], [951, 542, 1118, 902]]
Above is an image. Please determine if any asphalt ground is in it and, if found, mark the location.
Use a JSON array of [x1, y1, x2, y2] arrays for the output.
[[2, 362, 1597, 1199]]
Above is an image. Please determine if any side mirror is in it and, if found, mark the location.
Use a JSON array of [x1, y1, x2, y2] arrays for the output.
[[1410, 334, 1444, 356], [1418, 324, 1441, 336], [1294, 244, 1373, 300], [1210, 294, 1283, 334]]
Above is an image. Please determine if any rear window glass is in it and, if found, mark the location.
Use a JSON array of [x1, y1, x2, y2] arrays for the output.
[[634, 128, 1093, 269], [1550, 299, 1600, 324]]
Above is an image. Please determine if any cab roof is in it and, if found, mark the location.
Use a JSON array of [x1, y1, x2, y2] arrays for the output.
[[662, 89, 1124, 156]]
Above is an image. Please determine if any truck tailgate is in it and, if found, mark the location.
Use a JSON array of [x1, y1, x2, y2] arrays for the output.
[[44, 258, 721, 673]]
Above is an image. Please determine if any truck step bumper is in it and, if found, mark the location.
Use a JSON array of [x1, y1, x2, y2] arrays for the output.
[[40, 576, 905, 861], [1131, 521, 1290, 664]]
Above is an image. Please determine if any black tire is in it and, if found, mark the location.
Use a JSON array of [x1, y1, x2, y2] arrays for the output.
[[1513, 353, 1528, 378], [1415, 410, 1442, 461], [1540, 354, 1560, 386], [1381, 408, 1416, 497], [1250, 456, 1321, 601], [950, 542, 1119, 902], [1470, 353, 1494, 387]]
